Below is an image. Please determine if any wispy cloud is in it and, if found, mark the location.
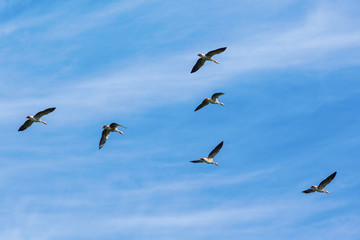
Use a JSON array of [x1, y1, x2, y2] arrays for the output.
[[1, 1, 359, 126]]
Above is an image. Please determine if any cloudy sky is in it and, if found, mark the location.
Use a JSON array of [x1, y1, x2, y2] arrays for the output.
[[1, 0, 360, 239]]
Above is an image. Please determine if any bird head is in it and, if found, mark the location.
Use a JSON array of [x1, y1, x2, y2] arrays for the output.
[[102, 125, 109, 129], [26, 115, 31, 119], [200, 157, 206, 161], [204, 98, 210, 101], [197, 53, 203, 57], [310, 185, 316, 189]]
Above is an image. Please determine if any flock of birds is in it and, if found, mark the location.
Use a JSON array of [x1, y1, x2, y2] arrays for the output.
[[17, 47, 337, 194]]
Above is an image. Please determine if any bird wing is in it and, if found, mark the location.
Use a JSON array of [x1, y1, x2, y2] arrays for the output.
[[318, 172, 337, 190], [190, 160, 204, 163], [206, 47, 227, 57], [110, 123, 127, 129], [99, 129, 110, 149], [208, 141, 224, 158], [194, 99, 209, 112], [302, 188, 316, 194], [18, 120, 33, 131], [34, 107, 56, 119], [211, 92, 224, 101], [191, 58, 206, 73]]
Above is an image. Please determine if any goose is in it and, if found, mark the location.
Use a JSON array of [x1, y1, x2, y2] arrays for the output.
[[18, 107, 56, 131], [99, 123, 126, 149], [303, 171, 337, 194], [191, 47, 227, 73], [195, 92, 225, 112], [191, 141, 223, 166]]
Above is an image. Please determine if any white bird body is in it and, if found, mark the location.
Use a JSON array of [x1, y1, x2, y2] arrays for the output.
[[199, 157, 218, 165], [103, 125, 124, 134], [27, 116, 45, 124], [198, 53, 219, 64], [206, 97, 224, 105], [308, 185, 330, 194]]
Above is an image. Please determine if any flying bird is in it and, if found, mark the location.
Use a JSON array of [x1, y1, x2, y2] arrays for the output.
[[302, 171, 337, 194], [190, 141, 223, 166], [99, 123, 127, 149], [18, 107, 56, 131], [195, 92, 225, 111], [191, 47, 227, 73]]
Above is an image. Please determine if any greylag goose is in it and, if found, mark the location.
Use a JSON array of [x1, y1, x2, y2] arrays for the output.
[[303, 172, 337, 194], [191, 141, 223, 166], [191, 47, 227, 73], [195, 92, 225, 111], [99, 123, 127, 149], [18, 107, 56, 131]]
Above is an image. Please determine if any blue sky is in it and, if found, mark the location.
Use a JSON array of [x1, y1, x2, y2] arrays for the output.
[[0, 0, 360, 239]]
